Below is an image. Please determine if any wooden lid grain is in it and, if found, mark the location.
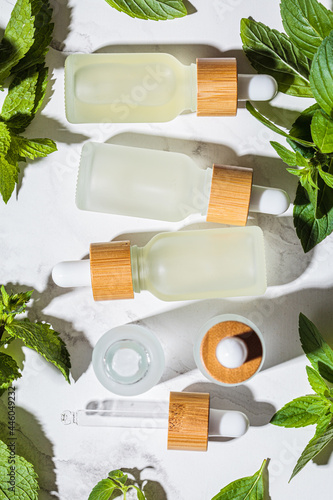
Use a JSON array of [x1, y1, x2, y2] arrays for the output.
[[167, 392, 210, 451], [197, 58, 238, 116], [90, 241, 134, 301], [200, 321, 263, 385], [207, 164, 253, 226]]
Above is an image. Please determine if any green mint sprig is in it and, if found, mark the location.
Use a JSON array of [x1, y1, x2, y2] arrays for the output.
[[0, 285, 71, 394], [0, 439, 39, 499], [270, 313, 333, 481], [88, 469, 146, 500], [211, 459, 268, 500], [0, 0, 57, 204], [103, 0, 187, 20], [240, 0, 333, 252]]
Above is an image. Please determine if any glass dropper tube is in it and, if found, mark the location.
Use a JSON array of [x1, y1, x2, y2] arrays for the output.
[[61, 397, 249, 439], [62, 400, 169, 429]]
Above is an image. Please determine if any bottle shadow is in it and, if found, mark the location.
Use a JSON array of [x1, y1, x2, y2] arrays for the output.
[[104, 131, 308, 288], [2, 280, 93, 382], [121, 287, 333, 380], [183, 382, 276, 428], [0, 398, 58, 500]]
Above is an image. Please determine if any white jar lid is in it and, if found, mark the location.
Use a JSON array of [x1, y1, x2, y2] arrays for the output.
[[92, 325, 165, 396], [193, 314, 265, 386]]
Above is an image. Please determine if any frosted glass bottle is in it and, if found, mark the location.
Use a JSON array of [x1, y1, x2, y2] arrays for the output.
[[65, 53, 277, 123], [52, 227, 267, 302], [76, 142, 290, 225]]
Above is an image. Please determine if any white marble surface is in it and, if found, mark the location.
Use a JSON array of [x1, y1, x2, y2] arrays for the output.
[[1, 0, 333, 498]]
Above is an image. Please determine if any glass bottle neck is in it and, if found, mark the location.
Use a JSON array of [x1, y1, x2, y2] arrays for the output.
[[130, 245, 145, 293], [184, 63, 197, 113]]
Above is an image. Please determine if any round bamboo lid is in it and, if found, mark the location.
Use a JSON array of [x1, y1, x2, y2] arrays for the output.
[[207, 164, 253, 226], [90, 241, 134, 301], [196, 58, 238, 116], [167, 392, 210, 451], [199, 319, 263, 385]]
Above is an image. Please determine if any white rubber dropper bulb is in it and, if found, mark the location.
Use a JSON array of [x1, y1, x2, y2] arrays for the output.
[[209, 409, 249, 438], [52, 260, 91, 287], [250, 186, 290, 215], [238, 75, 278, 101], [216, 337, 248, 369]]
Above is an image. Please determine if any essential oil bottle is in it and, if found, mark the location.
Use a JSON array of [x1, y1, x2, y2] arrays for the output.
[[76, 142, 289, 225], [65, 53, 277, 123], [52, 227, 267, 301]]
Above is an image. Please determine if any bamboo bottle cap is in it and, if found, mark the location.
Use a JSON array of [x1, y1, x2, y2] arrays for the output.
[[167, 392, 210, 451], [207, 164, 253, 226], [196, 58, 238, 116], [90, 241, 134, 301]]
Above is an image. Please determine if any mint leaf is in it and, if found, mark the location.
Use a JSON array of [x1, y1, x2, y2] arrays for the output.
[[11, 136, 57, 159], [108, 469, 128, 485], [316, 414, 332, 435], [0, 0, 35, 87], [12, 1, 54, 74], [0, 155, 19, 204], [246, 102, 314, 146], [293, 176, 333, 252], [270, 395, 329, 428], [1, 64, 48, 134], [311, 110, 333, 153], [240, 18, 312, 97], [0, 123, 12, 157], [0, 285, 33, 322], [132, 486, 146, 500], [88, 479, 119, 500], [290, 423, 333, 481], [6, 319, 71, 383], [288, 105, 319, 160], [306, 365, 329, 395], [270, 141, 297, 165], [318, 162, 333, 188], [211, 459, 267, 500], [0, 439, 39, 499], [0, 335, 15, 348], [310, 32, 333, 117], [299, 313, 333, 382], [0, 352, 21, 391], [280, 0, 333, 60], [104, 0, 187, 20]]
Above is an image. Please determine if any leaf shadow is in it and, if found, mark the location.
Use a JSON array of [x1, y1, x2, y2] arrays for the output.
[[49, 0, 73, 56], [251, 101, 300, 130], [183, 0, 197, 15], [15, 114, 88, 196], [312, 435, 333, 466], [2, 280, 93, 382], [0, 398, 58, 500]]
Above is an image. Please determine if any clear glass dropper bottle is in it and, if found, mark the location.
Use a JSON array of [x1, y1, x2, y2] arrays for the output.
[[65, 53, 277, 123], [76, 142, 290, 225], [61, 392, 250, 451], [52, 227, 267, 301]]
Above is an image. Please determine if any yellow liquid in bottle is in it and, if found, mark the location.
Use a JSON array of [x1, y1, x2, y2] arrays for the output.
[[131, 227, 267, 301], [65, 53, 197, 123]]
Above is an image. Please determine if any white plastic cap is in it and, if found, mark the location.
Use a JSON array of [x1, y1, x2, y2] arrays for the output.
[[216, 337, 248, 369], [209, 409, 249, 438], [52, 260, 91, 288], [238, 74, 278, 101], [250, 185, 290, 215]]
